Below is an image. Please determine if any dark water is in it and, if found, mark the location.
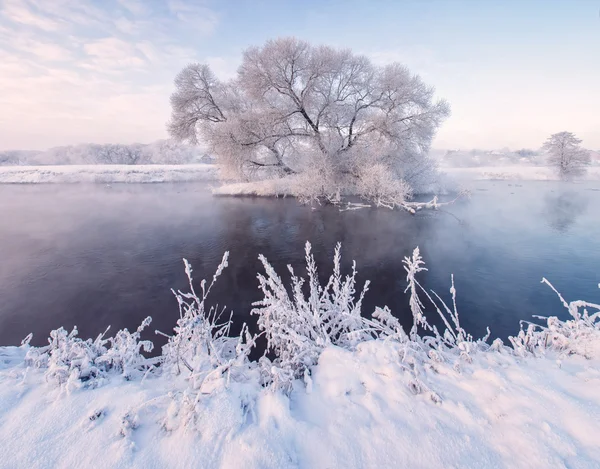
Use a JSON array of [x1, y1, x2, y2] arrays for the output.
[[0, 181, 599, 350]]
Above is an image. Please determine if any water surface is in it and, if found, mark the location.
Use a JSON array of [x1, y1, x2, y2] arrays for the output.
[[0, 181, 598, 350]]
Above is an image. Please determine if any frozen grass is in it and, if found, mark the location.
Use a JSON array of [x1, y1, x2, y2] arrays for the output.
[[0, 164, 218, 184], [0, 246, 599, 468]]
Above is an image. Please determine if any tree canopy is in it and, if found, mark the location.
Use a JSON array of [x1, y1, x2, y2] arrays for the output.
[[169, 38, 450, 206], [543, 131, 590, 180]]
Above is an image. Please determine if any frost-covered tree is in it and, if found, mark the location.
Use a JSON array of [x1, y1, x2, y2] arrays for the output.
[[515, 148, 538, 158], [22, 141, 203, 166], [543, 132, 590, 180], [0, 150, 40, 165], [37, 144, 147, 165], [168, 37, 450, 205], [141, 139, 209, 164], [89, 144, 146, 165]]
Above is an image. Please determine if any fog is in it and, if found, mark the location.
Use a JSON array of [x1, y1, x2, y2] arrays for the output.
[[0, 181, 599, 353]]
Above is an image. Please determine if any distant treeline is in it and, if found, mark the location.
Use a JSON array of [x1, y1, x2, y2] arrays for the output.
[[0, 140, 213, 166], [439, 148, 545, 167]]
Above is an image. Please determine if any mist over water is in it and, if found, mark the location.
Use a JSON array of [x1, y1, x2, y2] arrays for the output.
[[0, 181, 599, 351]]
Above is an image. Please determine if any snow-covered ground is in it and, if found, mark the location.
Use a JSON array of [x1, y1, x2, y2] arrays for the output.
[[212, 176, 301, 197], [1, 164, 599, 186], [1, 339, 599, 468], [213, 165, 600, 199], [0, 164, 218, 184], [443, 165, 600, 181], [0, 248, 599, 468]]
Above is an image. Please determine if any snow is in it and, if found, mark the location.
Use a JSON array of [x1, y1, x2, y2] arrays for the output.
[[0, 246, 599, 468], [212, 176, 296, 197], [0, 164, 218, 184], [443, 165, 600, 181], [1, 337, 599, 468], [214, 165, 600, 202], [213, 178, 460, 213], [1, 163, 598, 189]]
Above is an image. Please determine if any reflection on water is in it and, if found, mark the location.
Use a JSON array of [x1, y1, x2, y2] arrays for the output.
[[543, 191, 588, 233], [0, 181, 599, 350]]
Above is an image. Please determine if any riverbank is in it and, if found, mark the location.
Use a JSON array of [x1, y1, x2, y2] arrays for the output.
[[213, 165, 600, 198], [0, 164, 218, 184], [443, 165, 600, 181], [1, 328, 599, 468], [1, 164, 599, 186]]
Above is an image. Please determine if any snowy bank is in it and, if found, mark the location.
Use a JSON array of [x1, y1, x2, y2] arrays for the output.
[[0, 246, 599, 468], [2, 337, 600, 468], [212, 176, 299, 197], [0, 164, 218, 184], [213, 165, 600, 203], [444, 165, 600, 181], [213, 177, 460, 213]]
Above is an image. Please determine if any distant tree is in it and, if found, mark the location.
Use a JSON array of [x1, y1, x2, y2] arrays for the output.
[[543, 132, 590, 180], [142, 139, 207, 164], [89, 144, 146, 165], [0, 151, 23, 165], [515, 148, 537, 158], [2, 142, 204, 166], [168, 37, 450, 205]]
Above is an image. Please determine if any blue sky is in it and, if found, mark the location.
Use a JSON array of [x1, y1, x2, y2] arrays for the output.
[[0, 0, 598, 150]]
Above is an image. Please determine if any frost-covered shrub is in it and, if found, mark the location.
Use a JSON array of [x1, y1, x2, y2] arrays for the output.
[[149, 253, 261, 431], [158, 254, 256, 393], [362, 247, 492, 393], [354, 163, 413, 209], [401, 248, 490, 351], [509, 279, 600, 358], [252, 242, 371, 390], [37, 327, 107, 388], [291, 165, 344, 206], [97, 318, 155, 379], [251, 243, 498, 392], [23, 318, 155, 389]]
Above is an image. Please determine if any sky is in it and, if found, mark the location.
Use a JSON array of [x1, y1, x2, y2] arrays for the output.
[[0, 0, 598, 151]]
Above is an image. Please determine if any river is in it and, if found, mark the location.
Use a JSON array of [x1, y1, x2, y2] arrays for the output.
[[0, 181, 598, 351]]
